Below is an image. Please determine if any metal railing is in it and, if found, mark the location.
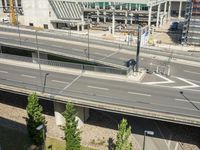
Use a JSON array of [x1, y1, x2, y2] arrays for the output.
[[0, 53, 128, 75]]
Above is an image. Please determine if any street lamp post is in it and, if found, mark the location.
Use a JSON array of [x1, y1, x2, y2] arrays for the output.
[[36, 124, 46, 150], [43, 73, 49, 93], [87, 24, 90, 59], [142, 130, 154, 150], [87, 13, 91, 60]]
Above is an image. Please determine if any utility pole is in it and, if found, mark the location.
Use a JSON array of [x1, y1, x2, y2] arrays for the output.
[[87, 24, 90, 59], [136, 25, 141, 72], [9, 0, 17, 25]]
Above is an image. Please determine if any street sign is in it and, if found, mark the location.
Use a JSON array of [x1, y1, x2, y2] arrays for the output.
[[140, 26, 149, 47]]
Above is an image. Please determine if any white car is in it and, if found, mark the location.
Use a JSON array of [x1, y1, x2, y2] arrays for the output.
[[1, 18, 9, 23]]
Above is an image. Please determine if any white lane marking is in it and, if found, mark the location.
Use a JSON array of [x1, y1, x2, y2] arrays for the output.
[[0, 70, 8, 74], [175, 98, 200, 104], [59, 73, 82, 94], [154, 122, 171, 150], [173, 77, 200, 89], [187, 79, 200, 84], [184, 70, 200, 75], [175, 142, 179, 150], [94, 52, 107, 56], [119, 57, 127, 60], [128, 91, 151, 97], [51, 45, 64, 48], [52, 80, 69, 84], [142, 73, 175, 85], [99, 50, 120, 61], [21, 74, 36, 79], [88, 85, 109, 91]]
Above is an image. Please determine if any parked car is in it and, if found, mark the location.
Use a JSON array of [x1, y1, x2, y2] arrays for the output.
[[126, 59, 136, 68], [170, 22, 178, 31]]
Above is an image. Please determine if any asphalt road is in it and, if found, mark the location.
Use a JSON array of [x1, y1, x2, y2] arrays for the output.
[[0, 63, 200, 122], [0, 28, 200, 69], [1, 32, 200, 82]]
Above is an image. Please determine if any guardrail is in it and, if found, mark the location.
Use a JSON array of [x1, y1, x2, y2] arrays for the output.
[[0, 53, 128, 75]]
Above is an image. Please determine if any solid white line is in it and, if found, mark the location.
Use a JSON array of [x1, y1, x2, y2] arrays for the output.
[[119, 57, 126, 60], [0, 70, 8, 74], [21, 74, 36, 79], [94, 52, 107, 56], [59, 73, 82, 94], [88, 85, 109, 91], [128, 91, 151, 97], [52, 80, 69, 84], [187, 79, 200, 84], [184, 70, 200, 75], [175, 98, 200, 104], [143, 73, 175, 85], [99, 50, 120, 61], [51, 45, 64, 48], [173, 77, 199, 89]]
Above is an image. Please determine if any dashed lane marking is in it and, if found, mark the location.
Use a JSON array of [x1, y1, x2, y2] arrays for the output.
[[88, 85, 109, 91], [52, 80, 69, 84], [0, 70, 8, 74], [175, 98, 200, 104], [21, 74, 36, 79], [128, 91, 151, 97]]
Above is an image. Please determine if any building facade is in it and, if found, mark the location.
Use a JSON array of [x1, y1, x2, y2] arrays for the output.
[[0, 0, 186, 32], [182, 0, 200, 45]]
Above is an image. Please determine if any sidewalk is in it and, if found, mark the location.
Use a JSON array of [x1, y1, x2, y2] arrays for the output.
[[0, 58, 146, 83]]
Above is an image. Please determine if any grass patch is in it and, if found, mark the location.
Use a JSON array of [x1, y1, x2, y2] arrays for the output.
[[46, 137, 96, 150]]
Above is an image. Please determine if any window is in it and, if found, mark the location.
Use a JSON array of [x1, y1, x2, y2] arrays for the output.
[[44, 24, 48, 29], [29, 23, 34, 26]]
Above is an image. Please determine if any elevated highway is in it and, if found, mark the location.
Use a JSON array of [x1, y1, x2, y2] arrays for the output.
[[0, 57, 200, 127], [0, 25, 200, 71]]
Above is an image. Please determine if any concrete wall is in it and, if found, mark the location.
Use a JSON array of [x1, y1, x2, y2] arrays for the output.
[[54, 102, 90, 128], [20, 0, 54, 29], [0, 0, 2, 13]]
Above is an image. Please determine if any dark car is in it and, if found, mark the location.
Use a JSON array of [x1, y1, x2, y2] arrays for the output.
[[170, 22, 178, 31], [126, 59, 136, 68]]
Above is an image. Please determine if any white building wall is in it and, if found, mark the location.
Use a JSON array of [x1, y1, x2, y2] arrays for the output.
[[0, 0, 2, 13], [20, 0, 54, 29]]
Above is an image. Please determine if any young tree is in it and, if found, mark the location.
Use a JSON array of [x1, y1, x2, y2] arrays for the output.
[[26, 92, 46, 145], [116, 118, 132, 150], [62, 102, 81, 150]]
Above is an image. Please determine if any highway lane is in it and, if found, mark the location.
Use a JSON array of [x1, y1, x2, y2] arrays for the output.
[[0, 63, 200, 120], [1, 25, 200, 59], [0, 33, 199, 69], [1, 31, 200, 66], [1, 32, 200, 82]]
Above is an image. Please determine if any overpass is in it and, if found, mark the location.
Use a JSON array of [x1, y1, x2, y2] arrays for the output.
[[0, 25, 200, 71], [0, 55, 200, 127]]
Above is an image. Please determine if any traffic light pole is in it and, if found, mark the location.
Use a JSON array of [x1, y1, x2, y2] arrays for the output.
[[136, 25, 141, 72]]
